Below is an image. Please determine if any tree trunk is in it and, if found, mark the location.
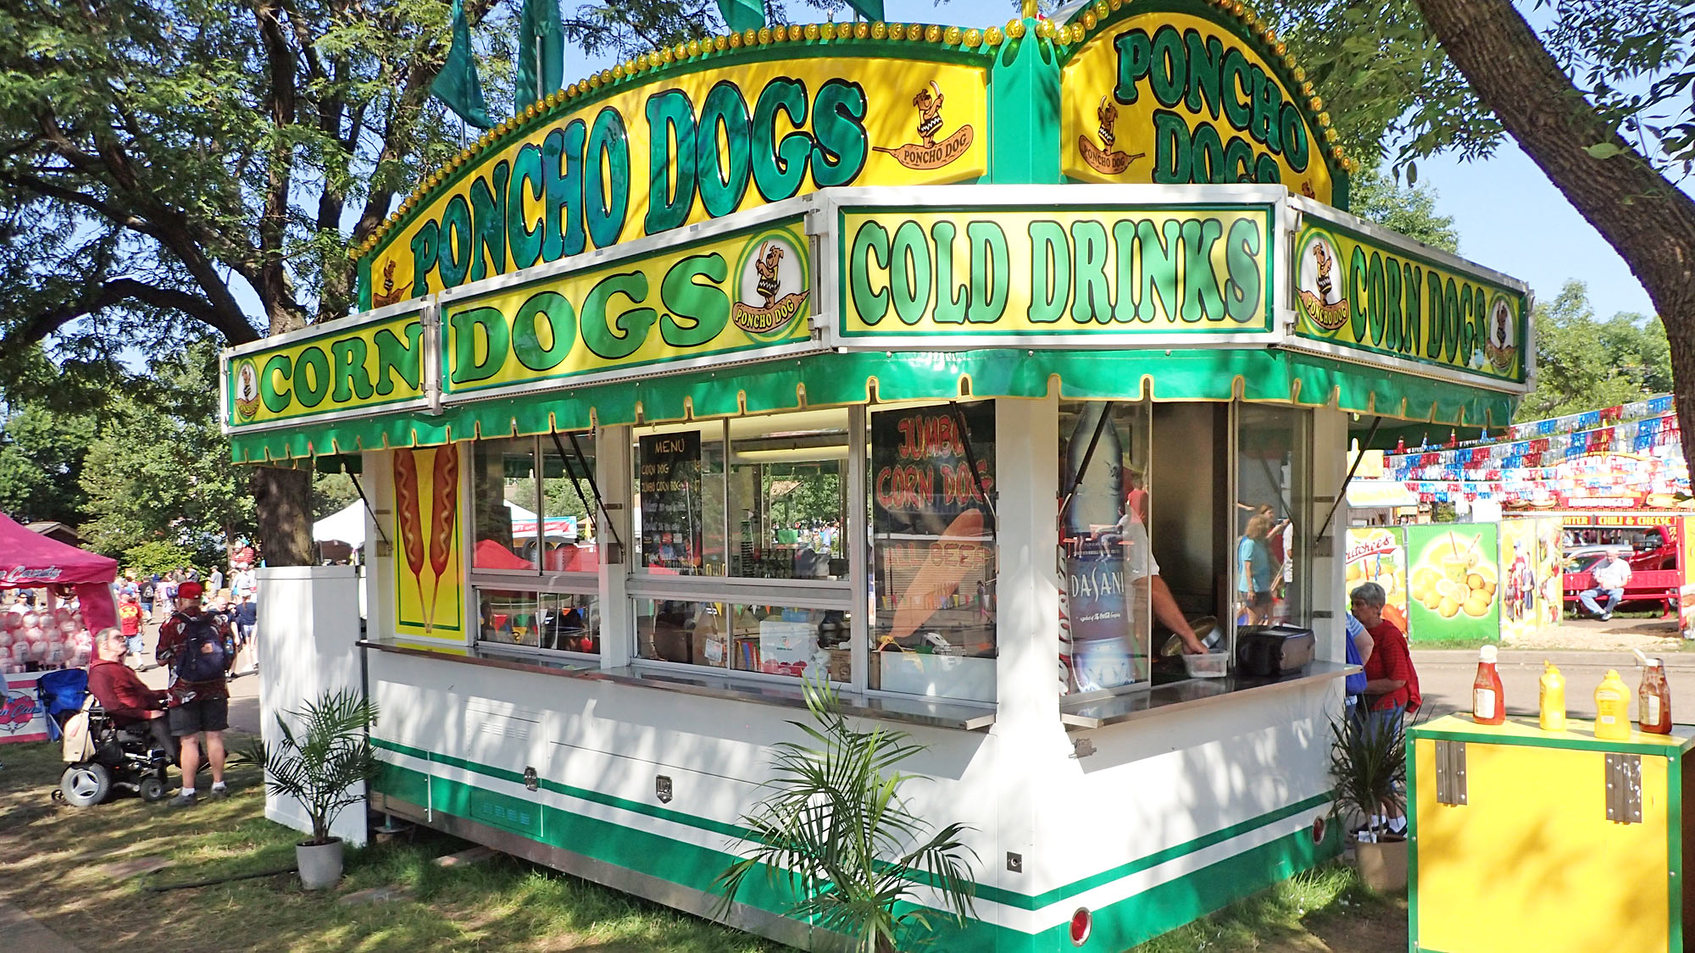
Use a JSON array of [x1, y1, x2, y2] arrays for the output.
[[253, 467, 314, 566], [1411, 0, 1695, 470]]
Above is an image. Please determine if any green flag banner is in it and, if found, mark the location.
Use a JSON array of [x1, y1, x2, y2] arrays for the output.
[[717, 0, 763, 33], [844, 0, 883, 22], [516, 0, 564, 108], [431, 0, 493, 130]]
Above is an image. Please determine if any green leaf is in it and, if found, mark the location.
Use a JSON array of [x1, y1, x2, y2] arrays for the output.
[[1585, 141, 1626, 159]]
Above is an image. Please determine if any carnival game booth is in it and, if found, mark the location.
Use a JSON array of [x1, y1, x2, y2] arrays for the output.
[[221, 4, 1532, 949], [0, 512, 119, 745]]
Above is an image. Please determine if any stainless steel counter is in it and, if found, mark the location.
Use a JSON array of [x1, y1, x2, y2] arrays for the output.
[[1058, 660, 1358, 729], [359, 640, 996, 731]]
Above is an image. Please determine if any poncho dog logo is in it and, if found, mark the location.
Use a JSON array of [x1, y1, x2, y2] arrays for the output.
[[1295, 231, 1348, 331], [1078, 94, 1144, 175], [232, 359, 261, 422], [1484, 294, 1517, 373], [731, 230, 810, 338], [873, 82, 974, 171]]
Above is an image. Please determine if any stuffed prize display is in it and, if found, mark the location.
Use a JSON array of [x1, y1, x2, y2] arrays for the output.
[[0, 601, 90, 672]]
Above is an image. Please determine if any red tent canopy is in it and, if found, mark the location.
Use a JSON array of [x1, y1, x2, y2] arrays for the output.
[[0, 513, 117, 587], [0, 513, 118, 631]]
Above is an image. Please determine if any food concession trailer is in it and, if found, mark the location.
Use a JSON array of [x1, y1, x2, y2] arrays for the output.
[[221, 2, 1532, 949]]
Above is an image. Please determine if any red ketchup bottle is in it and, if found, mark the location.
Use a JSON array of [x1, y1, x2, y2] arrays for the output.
[[1473, 645, 1506, 725], [1640, 658, 1673, 735]]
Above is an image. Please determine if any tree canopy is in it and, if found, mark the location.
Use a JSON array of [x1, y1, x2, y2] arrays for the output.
[[1515, 281, 1672, 421]]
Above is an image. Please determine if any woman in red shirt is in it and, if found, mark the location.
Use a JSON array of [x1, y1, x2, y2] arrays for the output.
[[1350, 582, 1419, 838]]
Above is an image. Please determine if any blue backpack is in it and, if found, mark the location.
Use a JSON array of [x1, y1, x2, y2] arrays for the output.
[[171, 612, 228, 683]]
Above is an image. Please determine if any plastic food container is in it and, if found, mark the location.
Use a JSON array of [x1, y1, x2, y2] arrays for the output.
[[1183, 651, 1229, 678]]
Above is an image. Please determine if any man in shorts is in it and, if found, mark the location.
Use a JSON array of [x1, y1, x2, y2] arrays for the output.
[[156, 581, 235, 806]]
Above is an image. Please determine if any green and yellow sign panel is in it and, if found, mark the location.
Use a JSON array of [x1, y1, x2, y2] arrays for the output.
[[838, 204, 1274, 341], [441, 218, 813, 399], [1292, 213, 1528, 387], [363, 52, 989, 310], [392, 445, 466, 652], [225, 309, 427, 429], [1405, 524, 1500, 644], [1060, 1, 1345, 207]]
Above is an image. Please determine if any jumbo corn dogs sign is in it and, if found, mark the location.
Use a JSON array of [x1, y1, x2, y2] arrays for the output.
[[360, 52, 989, 310]]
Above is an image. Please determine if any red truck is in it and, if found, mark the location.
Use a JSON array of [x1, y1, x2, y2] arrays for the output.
[[1561, 514, 1685, 615]]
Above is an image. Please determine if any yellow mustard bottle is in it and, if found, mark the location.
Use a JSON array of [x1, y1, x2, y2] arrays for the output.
[[1539, 661, 1567, 732], [1594, 669, 1632, 741]]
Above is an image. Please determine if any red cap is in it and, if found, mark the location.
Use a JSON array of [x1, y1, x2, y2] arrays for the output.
[[177, 581, 204, 600]]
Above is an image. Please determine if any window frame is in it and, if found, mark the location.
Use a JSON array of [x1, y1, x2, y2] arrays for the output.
[[466, 432, 602, 662], [626, 407, 864, 687]]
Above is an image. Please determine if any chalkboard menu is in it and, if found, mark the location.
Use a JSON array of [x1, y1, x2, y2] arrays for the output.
[[870, 402, 996, 658], [639, 431, 703, 571]]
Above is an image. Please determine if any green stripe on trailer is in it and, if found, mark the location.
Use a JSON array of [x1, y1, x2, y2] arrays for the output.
[[375, 753, 1340, 950]]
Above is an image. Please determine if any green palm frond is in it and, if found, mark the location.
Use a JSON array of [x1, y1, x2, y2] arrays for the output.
[[240, 688, 380, 845], [716, 678, 977, 953], [1327, 710, 1408, 834]]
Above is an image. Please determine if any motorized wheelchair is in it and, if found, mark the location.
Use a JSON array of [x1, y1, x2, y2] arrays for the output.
[[38, 668, 173, 807]]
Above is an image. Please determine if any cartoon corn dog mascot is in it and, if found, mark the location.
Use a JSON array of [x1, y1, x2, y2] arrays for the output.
[[1312, 240, 1334, 302], [913, 82, 944, 148], [1097, 96, 1117, 151], [754, 242, 784, 309]]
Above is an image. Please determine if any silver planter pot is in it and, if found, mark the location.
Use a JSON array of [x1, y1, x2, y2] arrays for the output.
[[296, 838, 344, 890]]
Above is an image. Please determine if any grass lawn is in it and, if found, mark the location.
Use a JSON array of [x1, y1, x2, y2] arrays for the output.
[[0, 735, 1406, 952], [0, 734, 782, 953]]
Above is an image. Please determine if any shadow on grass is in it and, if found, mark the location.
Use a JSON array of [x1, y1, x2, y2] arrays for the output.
[[0, 738, 785, 953], [1129, 862, 1407, 953]]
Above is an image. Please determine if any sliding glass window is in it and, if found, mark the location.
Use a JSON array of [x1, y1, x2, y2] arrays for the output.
[[469, 433, 601, 659]]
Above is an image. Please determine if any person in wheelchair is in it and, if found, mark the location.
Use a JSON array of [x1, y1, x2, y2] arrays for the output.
[[87, 626, 176, 763]]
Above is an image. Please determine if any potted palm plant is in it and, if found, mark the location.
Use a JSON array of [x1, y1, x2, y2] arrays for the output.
[[247, 688, 381, 890], [716, 678, 978, 953], [1328, 708, 1409, 892]]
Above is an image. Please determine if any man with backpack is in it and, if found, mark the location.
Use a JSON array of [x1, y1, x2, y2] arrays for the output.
[[140, 574, 157, 618], [156, 580, 235, 806]]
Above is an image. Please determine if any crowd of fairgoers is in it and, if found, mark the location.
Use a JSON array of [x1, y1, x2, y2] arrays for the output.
[[0, 564, 259, 675]]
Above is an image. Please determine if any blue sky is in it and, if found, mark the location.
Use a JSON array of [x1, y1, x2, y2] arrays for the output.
[[1415, 146, 1667, 318]]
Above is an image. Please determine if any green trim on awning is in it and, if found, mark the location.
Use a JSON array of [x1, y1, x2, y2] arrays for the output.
[[230, 348, 1518, 462]]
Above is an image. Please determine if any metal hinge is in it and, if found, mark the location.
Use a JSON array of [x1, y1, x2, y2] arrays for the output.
[[1605, 753, 1642, 824], [1435, 740, 1467, 805]]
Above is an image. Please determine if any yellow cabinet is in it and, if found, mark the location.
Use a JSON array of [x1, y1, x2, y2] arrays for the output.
[[1410, 715, 1694, 953]]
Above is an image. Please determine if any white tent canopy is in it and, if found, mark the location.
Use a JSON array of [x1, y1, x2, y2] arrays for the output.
[[313, 501, 367, 547]]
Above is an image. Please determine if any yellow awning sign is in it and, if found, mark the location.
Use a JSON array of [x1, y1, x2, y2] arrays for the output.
[[838, 204, 1274, 341], [1060, 9, 1340, 207], [1292, 210, 1528, 386], [440, 218, 814, 399], [364, 55, 989, 310], [226, 311, 426, 427]]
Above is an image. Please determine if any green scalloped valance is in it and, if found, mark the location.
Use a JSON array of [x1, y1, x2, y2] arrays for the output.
[[229, 348, 1516, 463]]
